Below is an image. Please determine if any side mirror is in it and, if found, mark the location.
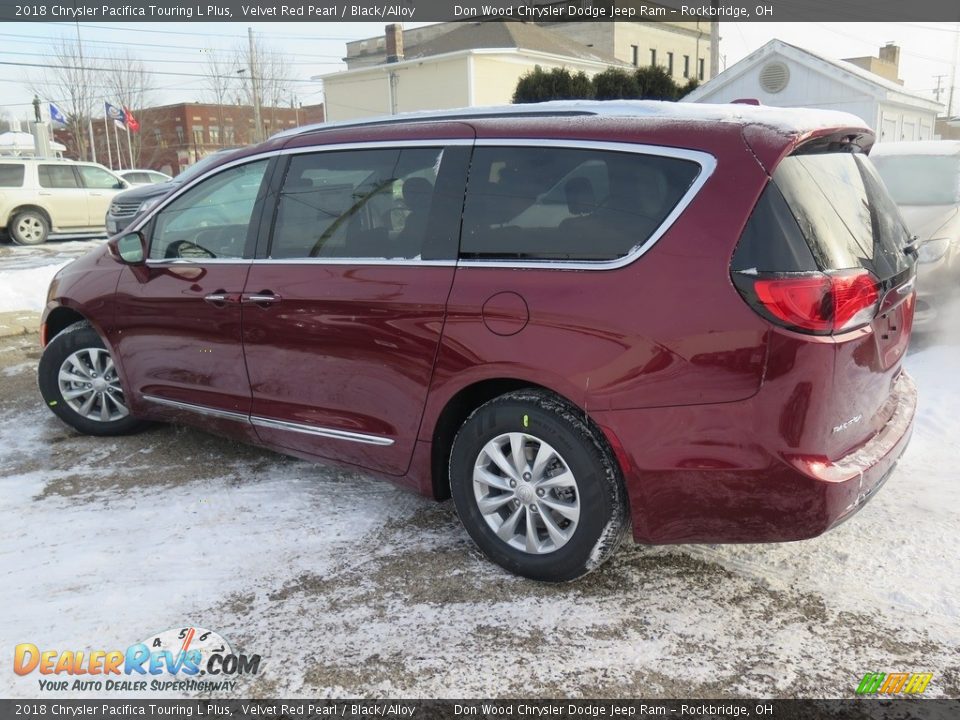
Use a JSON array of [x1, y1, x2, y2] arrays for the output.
[[116, 180, 129, 190], [114, 232, 147, 264]]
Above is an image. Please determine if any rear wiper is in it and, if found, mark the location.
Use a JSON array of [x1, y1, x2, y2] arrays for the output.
[[903, 234, 920, 257]]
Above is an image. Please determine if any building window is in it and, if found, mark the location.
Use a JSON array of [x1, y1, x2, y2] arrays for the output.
[[650, 49, 657, 67], [698, 58, 705, 80], [175, 126, 184, 144], [209, 125, 220, 143], [192, 127, 204, 146], [667, 52, 674, 75], [684, 55, 690, 78], [224, 126, 236, 144], [631, 45, 639, 67]]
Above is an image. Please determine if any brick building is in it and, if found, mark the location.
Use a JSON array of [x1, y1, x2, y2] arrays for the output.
[[56, 101, 325, 175]]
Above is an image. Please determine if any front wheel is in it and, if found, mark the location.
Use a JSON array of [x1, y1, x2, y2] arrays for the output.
[[10, 210, 50, 245], [38, 321, 147, 436], [449, 389, 629, 581]]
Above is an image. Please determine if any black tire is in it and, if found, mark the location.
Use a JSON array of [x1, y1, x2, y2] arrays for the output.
[[450, 389, 629, 581], [9, 210, 50, 245], [38, 321, 147, 436]]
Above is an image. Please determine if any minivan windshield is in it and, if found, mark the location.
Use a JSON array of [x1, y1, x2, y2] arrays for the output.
[[870, 154, 960, 206]]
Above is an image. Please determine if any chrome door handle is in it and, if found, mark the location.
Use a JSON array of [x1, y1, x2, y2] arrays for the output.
[[243, 292, 281, 305], [204, 291, 239, 306]]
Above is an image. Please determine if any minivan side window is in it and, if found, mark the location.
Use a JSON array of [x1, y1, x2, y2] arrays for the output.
[[460, 147, 700, 261], [149, 159, 268, 260], [38, 165, 80, 189], [269, 147, 443, 260], [78, 165, 120, 189], [0, 164, 25, 187]]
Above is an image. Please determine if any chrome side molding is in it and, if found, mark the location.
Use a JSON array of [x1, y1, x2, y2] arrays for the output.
[[142, 394, 394, 447]]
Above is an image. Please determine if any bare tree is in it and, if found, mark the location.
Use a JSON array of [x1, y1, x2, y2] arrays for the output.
[[29, 38, 98, 161], [238, 34, 294, 142], [203, 51, 241, 146], [103, 50, 155, 166]]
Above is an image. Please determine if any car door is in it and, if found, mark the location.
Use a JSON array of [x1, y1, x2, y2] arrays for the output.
[[241, 138, 472, 476], [37, 164, 87, 229], [110, 156, 275, 428], [76, 164, 125, 228]]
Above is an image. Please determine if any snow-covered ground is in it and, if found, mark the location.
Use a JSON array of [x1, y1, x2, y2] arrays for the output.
[[0, 239, 104, 311], [0, 240, 958, 699]]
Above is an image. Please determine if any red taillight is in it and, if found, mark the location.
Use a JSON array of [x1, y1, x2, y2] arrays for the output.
[[832, 270, 881, 330], [754, 274, 833, 333], [739, 269, 880, 335]]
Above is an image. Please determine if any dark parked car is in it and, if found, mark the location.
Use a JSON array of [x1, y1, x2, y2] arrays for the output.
[[39, 102, 918, 581], [104, 149, 239, 235]]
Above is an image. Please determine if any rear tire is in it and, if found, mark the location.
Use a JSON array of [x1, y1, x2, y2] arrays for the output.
[[449, 389, 629, 581], [10, 210, 49, 245], [38, 321, 147, 436]]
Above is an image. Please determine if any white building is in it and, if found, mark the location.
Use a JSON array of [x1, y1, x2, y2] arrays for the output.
[[324, 23, 628, 122], [684, 39, 942, 142]]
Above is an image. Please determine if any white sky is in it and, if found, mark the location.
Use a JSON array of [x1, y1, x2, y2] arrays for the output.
[[1, 21, 958, 124]]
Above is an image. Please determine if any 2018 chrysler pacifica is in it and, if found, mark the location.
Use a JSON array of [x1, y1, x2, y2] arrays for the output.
[[38, 102, 918, 581]]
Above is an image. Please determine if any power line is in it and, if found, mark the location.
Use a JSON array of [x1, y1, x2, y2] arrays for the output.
[[57, 21, 365, 42], [0, 59, 323, 85], [0, 47, 342, 66], [0, 31, 346, 61]]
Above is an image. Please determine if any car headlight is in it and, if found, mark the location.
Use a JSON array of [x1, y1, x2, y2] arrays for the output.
[[137, 196, 162, 214], [918, 238, 951, 264]]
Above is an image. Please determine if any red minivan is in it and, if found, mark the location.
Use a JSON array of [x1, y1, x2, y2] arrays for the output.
[[37, 102, 918, 581]]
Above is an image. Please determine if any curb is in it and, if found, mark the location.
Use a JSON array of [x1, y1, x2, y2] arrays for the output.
[[0, 311, 41, 339]]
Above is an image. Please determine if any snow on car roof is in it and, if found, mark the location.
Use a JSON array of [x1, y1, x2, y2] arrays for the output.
[[870, 140, 960, 156], [275, 100, 870, 140]]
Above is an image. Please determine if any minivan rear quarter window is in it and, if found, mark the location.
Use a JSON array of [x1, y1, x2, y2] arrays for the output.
[[0, 164, 25, 187], [460, 146, 700, 261]]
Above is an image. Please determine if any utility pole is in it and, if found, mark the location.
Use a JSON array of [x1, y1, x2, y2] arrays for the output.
[[709, 4, 720, 79], [247, 27, 264, 143], [75, 21, 95, 162], [933, 74, 947, 105], [949, 22, 960, 117]]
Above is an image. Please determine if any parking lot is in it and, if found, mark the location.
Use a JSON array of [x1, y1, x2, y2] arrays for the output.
[[1, 240, 958, 699]]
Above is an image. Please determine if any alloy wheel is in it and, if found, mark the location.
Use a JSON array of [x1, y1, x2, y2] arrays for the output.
[[472, 432, 581, 554], [57, 348, 129, 422], [16, 216, 44, 243]]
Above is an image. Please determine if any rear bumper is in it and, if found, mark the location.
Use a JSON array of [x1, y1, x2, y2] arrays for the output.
[[595, 371, 917, 544]]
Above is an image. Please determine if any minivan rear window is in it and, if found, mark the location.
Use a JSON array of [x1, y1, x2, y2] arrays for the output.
[[771, 153, 912, 280], [460, 147, 701, 261], [0, 164, 25, 187]]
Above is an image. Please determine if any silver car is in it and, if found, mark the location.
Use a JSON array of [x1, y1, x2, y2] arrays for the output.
[[871, 140, 960, 330]]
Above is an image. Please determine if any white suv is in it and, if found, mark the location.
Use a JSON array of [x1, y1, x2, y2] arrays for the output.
[[0, 158, 129, 245]]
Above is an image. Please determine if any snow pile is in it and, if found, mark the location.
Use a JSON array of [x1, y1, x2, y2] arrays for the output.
[[0, 262, 70, 311], [0, 239, 103, 312]]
